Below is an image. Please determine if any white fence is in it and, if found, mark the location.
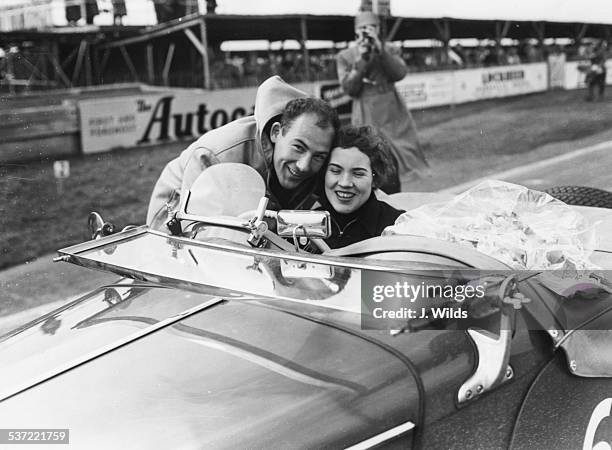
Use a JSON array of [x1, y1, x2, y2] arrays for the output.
[[78, 60, 604, 154]]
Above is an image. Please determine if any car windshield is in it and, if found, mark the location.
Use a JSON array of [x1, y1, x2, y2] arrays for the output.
[[183, 162, 267, 218]]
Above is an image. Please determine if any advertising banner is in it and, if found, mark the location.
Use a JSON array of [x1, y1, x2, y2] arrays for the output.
[[319, 71, 454, 119], [453, 63, 548, 103], [395, 72, 454, 109], [79, 86, 257, 154], [318, 82, 352, 118]]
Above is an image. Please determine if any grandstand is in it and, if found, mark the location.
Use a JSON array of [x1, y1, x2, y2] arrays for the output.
[[1, 1, 611, 91], [1, 1, 610, 164]]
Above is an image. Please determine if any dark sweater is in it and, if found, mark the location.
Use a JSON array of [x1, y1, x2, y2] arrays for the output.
[[320, 192, 404, 249]]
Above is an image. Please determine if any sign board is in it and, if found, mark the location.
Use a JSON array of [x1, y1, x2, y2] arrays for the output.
[[318, 82, 352, 118], [453, 63, 547, 103], [79, 82, 320, 154], [53, 160, 70, 179], [79, 87, 258, 154], [395, 71, 454, 109]]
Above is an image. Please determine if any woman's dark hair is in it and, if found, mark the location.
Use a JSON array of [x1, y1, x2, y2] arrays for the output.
[[332, 125, 396, 189]]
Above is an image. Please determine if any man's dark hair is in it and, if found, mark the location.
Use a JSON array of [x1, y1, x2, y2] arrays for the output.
[[333, 125, 397, 189], [279, 97, 340, 134]]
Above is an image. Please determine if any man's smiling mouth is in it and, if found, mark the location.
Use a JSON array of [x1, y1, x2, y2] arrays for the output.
[[287, 166, 305, 178]]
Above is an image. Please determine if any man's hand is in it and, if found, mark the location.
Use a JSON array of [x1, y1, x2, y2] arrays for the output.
[[356, 25, 382, 58], [356, 25, 382, 55], [365, 25, 383, 52]]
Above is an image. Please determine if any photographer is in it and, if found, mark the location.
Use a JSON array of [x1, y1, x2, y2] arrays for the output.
[[336, 11, 430, 194], [585, 40, 608, 101]]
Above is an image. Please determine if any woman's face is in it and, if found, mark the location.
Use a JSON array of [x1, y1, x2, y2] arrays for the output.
[[324, 146, 373, 214]]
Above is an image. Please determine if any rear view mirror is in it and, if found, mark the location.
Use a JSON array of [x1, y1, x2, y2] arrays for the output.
[[277, 210, 331, 239]]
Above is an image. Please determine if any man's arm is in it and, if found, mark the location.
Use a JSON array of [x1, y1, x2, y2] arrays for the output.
[[378, 44, 408, 82], [146, 141, 221, 228], [337, 50, 370, 98], [146, 155, 183, 227]]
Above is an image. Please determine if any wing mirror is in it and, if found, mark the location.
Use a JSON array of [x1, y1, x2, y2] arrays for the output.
[[88, 212, 115, 240]]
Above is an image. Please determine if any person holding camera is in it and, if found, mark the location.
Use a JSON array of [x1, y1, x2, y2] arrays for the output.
[[336, 11, 430, 193], [585, 40, 608, 102]]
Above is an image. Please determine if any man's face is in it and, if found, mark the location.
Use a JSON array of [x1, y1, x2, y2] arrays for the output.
[[271, 113, 334, 190], [355, 24, 379, 49]]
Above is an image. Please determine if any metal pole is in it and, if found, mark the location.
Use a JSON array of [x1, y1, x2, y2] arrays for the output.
[[119, 45, 140, 82], [163, 43, 176, 86], [6, 51, 15, 95], [147, 44, 155, 84], [72, 39, 88, 85], [300, 17, 311, 80], [85, 43, 92, 86], [80, 0, 86, 24], [200, 18, 211, 89]]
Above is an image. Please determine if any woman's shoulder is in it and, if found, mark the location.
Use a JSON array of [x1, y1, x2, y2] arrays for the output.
[[373, 198, 404, 232]]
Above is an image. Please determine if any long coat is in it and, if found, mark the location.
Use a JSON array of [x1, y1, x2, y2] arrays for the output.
[[336, 44, 429, 175]]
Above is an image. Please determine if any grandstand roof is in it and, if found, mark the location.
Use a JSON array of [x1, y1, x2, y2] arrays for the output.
[[1, 12, 611, 48], [87, 13, 611, 48], [214, 0, 612, 26]]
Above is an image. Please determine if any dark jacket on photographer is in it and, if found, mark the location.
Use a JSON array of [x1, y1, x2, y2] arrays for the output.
[[336, 42, 429, 178], [318, 192, 404, 249], [147, 76, 320, 230]]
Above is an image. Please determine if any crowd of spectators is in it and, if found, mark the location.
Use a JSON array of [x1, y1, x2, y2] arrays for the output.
[[402, 41, 544, 71], [0, 39, 606, 91], [209, 50, 338, 89], [207, 40, 594, 88]]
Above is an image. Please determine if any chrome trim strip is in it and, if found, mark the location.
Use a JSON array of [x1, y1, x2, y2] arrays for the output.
[[345, 421, 415, 449], [57, 225, 149, 255], [143, 229, 433, 273], [58, 227, 480, 274], [0, 298, 224, 403], [176, 211, 248, 229]]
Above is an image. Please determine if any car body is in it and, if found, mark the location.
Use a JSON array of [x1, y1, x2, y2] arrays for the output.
[[1, 174, 612, 449]]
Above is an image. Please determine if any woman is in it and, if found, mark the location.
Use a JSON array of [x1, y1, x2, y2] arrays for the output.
[[319, 125, 405, 249]]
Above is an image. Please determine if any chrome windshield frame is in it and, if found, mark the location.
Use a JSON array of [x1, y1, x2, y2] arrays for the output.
[[57, 226, 446, 274]]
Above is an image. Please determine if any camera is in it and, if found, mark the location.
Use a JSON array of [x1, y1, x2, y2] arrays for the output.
[[356, 29, 374, 45]]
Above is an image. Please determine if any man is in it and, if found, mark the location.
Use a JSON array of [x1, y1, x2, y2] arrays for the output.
[[336, 11, 429, 193], [111, 0, 127, 25], [147, 76, 339, 230], [585, 40, 608, 102]]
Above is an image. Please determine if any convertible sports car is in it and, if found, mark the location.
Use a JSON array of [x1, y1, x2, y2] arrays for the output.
[[1, 164, 611, 449]]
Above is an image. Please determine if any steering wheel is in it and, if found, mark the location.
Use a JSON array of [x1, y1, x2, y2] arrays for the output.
[[308, 238, 331, 253]]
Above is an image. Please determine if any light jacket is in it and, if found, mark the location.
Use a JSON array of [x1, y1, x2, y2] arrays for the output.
[[147, 76, 312, 229], [336, 44, 430, 175]]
